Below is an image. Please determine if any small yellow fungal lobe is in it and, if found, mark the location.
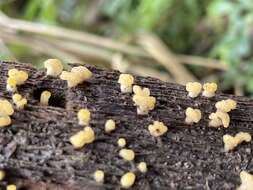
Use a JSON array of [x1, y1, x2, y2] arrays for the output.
[[118, 74, 134, 93], [148, 121, 168, 137], [202, 82, 217, 98], [94, 170, 104, 183], [0, 100, 14, 116], [8, 68, 28, 85], [0, 116, 11, 128], [209, 111, 230, 128], [0, 170, 5, 181], [120, 172, 136, 189], [69, 127, 95, 149], [223, 132, 251, 152], [44, 59, 63, 77], [119, 148, 135, 161], [238, 171, 253, 190], [186, 82, 202, 98], [132, 95, 156, 115], [117, 138, 126, 147], [60, 66, 92, 87], [137, 162, 147, 173], [78, 109, 91, 126], [7, 184, 16, 190], [133, 85, 150, 96], [215, 99, 237, 113], [185, 107, 202, 124], [105, 119, 116, 133], [40, 90, 51, 106], [12, 94, 27, 110], [6, 77, 17, 92]]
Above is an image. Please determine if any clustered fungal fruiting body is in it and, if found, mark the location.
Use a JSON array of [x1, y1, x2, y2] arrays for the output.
[[69, 127, 95, 149], [0, 170, 5, 181], [6, 69, 28, 92], [105, 119, 116, 133], [44, 59, 63, 77], [202, 83, 218, 98], [209, 111, 230, 128], [12, 93, 27, 110], [120, 172, 136, 189], [215, 99, 237, 113], [119, 148, 135, 161], [237, 171, 253, 190], [118, 74, 134, 93], [7, 185, 16, 190], [0, 100, 14, 127], [40, 90, 51, 106], [60, 66, 92, 88], [132, 85, 156, 115], [78, 109, 91, 126], [94, 170, 105, 184], [148, 121, 168, 137], [223, 132, 251, 152], [185, 107, 202, 125], [186, 82, 202, 98], [137, 162, 147, 173], [117, 138, 126, 147]]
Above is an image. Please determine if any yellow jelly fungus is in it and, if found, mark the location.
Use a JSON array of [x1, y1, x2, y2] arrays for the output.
[[186, 82, 202, 98], [69, 127, 95, 149], [132, 95, 156, 115], [209, 111, 230, 128], [137, 162, 147, 173], [105, 119, 116, 133], [6, 77, 17, 92], [118, 74, 134, 93], [40, 90, 51, 106], [215, 99, 237, 113], [202, 82, 218, 98], [60, 66, 92, 88], [120, 172, 136, 189], [0, 170, 5, 181], [94, 170, 104, 183], [7, 185, 16, 190], [117, 138, 126, 147], [78, 109, 91, 126], [119, 148, 135, 161], [0, 100, 14, 116], [223, 132, 251, 152], [185, 107, 202, 124], [0, 116, 11, 128], [133, 85, 150, 96], [8, 69, 28, 85], [44, 59, 63, 77], [237, 171, 253, 190], [148, 121, 168, 137], [12, 94, 27, 110]]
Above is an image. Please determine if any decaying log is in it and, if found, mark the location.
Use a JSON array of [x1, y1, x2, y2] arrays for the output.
[[0, 61, 252, 190]]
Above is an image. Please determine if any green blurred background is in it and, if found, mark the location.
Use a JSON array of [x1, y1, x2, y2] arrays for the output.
[[0, 0, 253, 97]]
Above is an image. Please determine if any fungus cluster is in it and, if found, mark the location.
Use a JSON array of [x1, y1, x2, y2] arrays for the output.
[[132, 85, 156, 115], [105, 119, 116, 133], [186, 82, 202, 98], [12, 93, 27, 110], [185, 107, 202, 125], [215, 99, 237, 113], [94, 170, 105, 184], [120, 172, 136, 189], [6, 69, 28, 92], [44, 59, 63, 77], [69, 127, 95, 149], [117, 138, 126, 147], [238, 171, 253, 190], [0, 99, 14, 127], [119, 148, 135, 161], [118, 74, 134, 93], [40, 90, 51, 106], [60, 66, 92, 88], [148, 121, 168, 137], [137, 162, 147, 173], [223, 132, 251, 152], [78, 109, 91, 126], [202, 83, 218, 98]]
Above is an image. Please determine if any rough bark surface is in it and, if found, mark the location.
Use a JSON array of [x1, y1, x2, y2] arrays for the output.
[[0, 61, 252, 190]]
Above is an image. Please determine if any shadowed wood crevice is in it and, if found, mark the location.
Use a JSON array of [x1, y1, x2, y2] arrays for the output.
[[0, 61, 252, 190]]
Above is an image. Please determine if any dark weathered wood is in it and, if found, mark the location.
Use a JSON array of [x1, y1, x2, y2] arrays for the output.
[[0, 61, 252, 190]]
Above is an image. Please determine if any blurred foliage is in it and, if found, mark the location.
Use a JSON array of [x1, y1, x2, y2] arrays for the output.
[[1, 0, 253, 96]]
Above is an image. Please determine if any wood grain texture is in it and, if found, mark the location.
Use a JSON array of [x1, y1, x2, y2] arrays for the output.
[[0, 61, 252, 190]]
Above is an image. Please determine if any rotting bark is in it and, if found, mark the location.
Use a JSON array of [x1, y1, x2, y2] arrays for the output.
[[0, 61, 252, 190]]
